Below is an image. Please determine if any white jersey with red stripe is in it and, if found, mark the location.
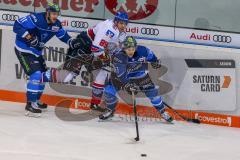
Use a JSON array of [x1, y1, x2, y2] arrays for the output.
[[87, 19, 121, 58]]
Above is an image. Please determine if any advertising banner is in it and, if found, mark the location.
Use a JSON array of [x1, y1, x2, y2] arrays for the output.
[[175, 28, 240, 48], [3, 10, 240, 49], [0, 10, 175, 41], [0, 0, 104, 19], [0, 0, 34, 12], [61, 14, 174, 40], [104, 0, 176, 26], [0, 0, 175, 26], [175, 59, 236, 111], [0, 10, 28, 26]]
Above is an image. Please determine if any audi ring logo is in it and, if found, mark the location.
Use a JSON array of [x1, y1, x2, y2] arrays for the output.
[[71, 21, 89, 29], [213, 35, 232, 43], [1, 14, 19, 21], [141, 27, 159, 36]]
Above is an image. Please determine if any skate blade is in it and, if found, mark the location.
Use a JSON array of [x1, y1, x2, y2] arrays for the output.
[[98, 118, 115, 122], [90, 108, 106, 113], [25, 111, 41, 118], [39, 108, 48, 112], [97, 117, 123, 122], [160, 120, 174, 125]]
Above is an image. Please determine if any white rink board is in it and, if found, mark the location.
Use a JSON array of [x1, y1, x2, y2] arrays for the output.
[[0, 29, 239, 115]]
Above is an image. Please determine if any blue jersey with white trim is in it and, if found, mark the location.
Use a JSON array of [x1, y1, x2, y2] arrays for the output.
[[112, 45, 158, 84], [13, 12, 71, 56]]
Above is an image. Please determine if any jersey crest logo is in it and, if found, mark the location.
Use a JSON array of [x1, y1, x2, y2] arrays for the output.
[[139, 57, 146, 62], [52, 26, 60, 31], [106, 30, 115, 38]]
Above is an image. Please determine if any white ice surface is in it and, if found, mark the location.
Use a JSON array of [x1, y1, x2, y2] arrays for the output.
[[0, 100, 240, 160]]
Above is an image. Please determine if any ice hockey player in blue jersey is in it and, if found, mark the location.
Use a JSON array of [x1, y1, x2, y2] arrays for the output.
[[13, 2, 80, 116], [99, 36, 173, 123]]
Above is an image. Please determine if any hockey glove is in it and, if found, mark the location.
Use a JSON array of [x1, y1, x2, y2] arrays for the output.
[[98, 53, 111, 66], [123, 82, 138, 95], [151, 59, 161, 69], [26, 35, 44, 50], [69, 38, 81, 49]]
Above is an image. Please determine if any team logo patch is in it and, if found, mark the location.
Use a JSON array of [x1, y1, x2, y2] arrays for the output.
[[52, 26, 60, 31], [138, 57, 146, 62], [105, 0, 158, 20], [106, 30, 115, 38]]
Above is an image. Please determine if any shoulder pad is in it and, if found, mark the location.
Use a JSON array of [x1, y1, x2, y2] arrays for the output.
[[137, 45, 147, 51], [30, 13, 38, 23], [137, 45, 149, 54]]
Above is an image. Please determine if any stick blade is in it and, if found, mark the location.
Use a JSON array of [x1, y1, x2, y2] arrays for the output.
[[135, 137, 140, 141]]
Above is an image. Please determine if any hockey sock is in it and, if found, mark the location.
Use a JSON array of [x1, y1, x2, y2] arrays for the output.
[[104, 92, 118, 111], [91, 82, 104, 105]]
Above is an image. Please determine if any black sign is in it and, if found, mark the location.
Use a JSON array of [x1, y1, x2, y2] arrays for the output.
[[185, 59, 235, 68], [71, 21, 89, 29], [1, 14, 19, 21], [213, 35, 232, 43], [141, 27, 159, 36]]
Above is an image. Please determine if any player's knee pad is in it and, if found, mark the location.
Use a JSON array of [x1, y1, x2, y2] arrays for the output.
[[104, 84, 117, 96], [95, 70, 109, 85], [26, 74, 45, 101], [144, 86, 158, 98], [27, 71, 45, 93], [104, 92, 118, 111], [28, 69, 57, 85], [29, 71, 43, 83]]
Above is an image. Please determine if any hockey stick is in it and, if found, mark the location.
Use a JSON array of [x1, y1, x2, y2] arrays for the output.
[[124, 86, 200, 124], [163, 102, 200, 124], [131, 87, 140, 141]]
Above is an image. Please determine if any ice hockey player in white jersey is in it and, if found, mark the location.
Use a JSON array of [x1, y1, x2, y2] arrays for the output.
[[62, 12, 128, 112], [89, 12, 128, 112]]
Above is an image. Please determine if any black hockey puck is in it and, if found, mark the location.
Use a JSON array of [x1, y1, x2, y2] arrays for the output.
[[135, 137, 140, 141], [141, 154, 147, 157]]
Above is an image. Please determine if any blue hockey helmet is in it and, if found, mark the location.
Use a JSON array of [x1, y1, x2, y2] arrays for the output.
[[114, 11, 129, 25], [46, 2, 61, 13]]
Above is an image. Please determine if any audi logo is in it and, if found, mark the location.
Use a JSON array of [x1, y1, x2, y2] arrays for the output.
[[141, 27, 159, 36], [213, 35, 232, 43], [71, 21, 89, 29], [1, 14, 19, 21]]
